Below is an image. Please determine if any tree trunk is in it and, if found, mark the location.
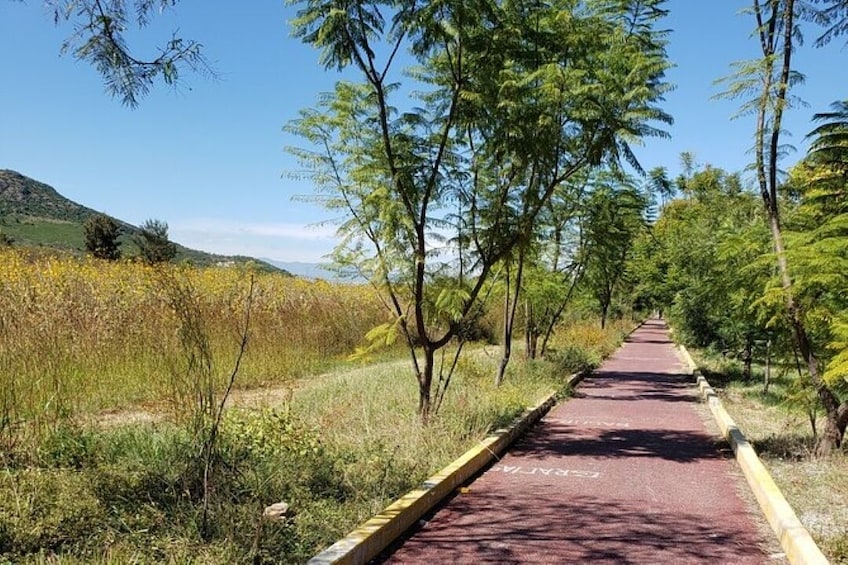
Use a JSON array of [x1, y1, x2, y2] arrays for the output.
[[539, 266, 583, 357], [768, 214, 845, 455], [525, 298, 538, 360], [763, 339, 771, 394], [742, 336, 753, 381], [418, 346, 435, 424], [600, 300, 609, 329], [496, 256, 525, 386], [496, 268, 511, 387]]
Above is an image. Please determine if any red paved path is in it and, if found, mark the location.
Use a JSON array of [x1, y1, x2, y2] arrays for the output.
[[382, 320, 777, 564]]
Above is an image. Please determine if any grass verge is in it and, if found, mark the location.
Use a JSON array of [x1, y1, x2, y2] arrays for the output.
[[0, 320, 632, 563], [693, 352, 848, 563]]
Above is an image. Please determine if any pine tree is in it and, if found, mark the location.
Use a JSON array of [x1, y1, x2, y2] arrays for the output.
[[134, 219, 176, 264], [83, 214, 122, 261]]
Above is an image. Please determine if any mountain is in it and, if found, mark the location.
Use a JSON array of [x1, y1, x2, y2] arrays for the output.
[[263, 260, 367, 283], [0, 170, 101, 222], [266, 260, 336, 280], [0, 169, 288, 273]]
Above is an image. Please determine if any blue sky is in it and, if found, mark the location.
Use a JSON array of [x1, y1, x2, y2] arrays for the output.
[[1, 1, 844, 263]]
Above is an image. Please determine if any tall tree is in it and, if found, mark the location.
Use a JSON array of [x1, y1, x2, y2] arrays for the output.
[[527, 171, 592, 359], [83, 214, 122, 260], [719, 0, 847, 454], [581, 173, 648, 328], [288, 0, 671, 421], [782, 106, 848, 440]]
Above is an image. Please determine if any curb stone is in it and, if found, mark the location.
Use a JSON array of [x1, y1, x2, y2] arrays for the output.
[[306, 371, 585, 565], [677, 345, 829, 565], [308, 322, 641, 565]]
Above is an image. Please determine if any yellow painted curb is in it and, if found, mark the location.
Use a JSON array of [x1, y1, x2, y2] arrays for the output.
[[306, 373, 581, 565], [677, 345, 829, 565], [308, 324, 637, 565]]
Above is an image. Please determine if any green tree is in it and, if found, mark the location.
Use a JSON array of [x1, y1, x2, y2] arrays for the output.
[[781, 108, 848, 441], [807, 100, 848, 168], [9, 0, 211, 107], [83, 214, 122, 260], [636, 165, 773, 351], [525, 171, 592, 359], [581, 173, 648, 328], [288, 0, 672, 421], [718, 0, 847, 455], [134, 218, 176, 264]]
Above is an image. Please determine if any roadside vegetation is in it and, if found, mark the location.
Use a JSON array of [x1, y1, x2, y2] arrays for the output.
[[4, 0, 847, 562], [688, 351, 848, 562], [0, 247, 633, 563]]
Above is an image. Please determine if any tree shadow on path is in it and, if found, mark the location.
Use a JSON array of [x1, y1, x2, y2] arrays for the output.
[[511, 423, 726, 463], [381, 492, 769, 564]]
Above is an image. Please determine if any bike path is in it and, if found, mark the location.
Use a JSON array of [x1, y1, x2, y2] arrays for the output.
[[383, 319, 778, 564]]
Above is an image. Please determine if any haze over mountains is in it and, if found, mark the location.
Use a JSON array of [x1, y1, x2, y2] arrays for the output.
[[263, 260, 338, 280]]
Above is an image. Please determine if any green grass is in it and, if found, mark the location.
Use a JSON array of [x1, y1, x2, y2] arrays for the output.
[[693, 352, 848, 563], [0, 356, 562, 563], [1, 218, 85, 249], [0, 321, 630, 563]]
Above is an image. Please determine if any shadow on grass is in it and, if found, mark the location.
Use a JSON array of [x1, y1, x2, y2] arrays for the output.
[[699, 366, 740, 389], [740, 386, 791, 408], [751, 433, 815, 461], [697, 358, 819, 461]]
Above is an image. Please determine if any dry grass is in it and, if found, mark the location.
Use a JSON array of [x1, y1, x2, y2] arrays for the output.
[[0, 246, 636, 563], [0, 248, 389, 442], [696, 354, 848, 563], [0, 320, 630, 563]]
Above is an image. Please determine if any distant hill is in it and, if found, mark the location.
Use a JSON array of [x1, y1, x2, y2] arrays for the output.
[[0, 169, 289, 273], [265, 260, 367, 283], [267, 260, 335, 280], [0, 170, 102, 222]]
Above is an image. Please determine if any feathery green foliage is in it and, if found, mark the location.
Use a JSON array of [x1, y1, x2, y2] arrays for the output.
[[288, 0, 672, 419], [45, 0, 211, 107]]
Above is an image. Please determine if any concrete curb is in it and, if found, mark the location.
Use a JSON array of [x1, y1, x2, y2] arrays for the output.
[[308, 322, 640, 565], [307, 371, 585, 565], [677, 345, 829, 565]]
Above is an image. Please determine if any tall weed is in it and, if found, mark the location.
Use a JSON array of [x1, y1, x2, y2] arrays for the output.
[[0, 249, 388, 447], [0, 247, 636, 562]]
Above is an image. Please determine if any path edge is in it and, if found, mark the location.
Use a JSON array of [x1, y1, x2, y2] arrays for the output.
[[306, 372, 582, 565], [677, 345, 829, 565]]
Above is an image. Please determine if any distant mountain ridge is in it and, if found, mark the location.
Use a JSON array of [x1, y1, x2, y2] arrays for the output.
[[0, 169, 288, 273], [0, 169, 103, 223], [264, 260, 368, 283], [266, 260, 336, 280]]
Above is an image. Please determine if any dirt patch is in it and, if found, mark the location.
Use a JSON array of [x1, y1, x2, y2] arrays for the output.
[[91, 359, 411, 428]]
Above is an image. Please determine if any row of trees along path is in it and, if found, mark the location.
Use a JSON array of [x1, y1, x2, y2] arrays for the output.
[[381, 320, 781, 564]]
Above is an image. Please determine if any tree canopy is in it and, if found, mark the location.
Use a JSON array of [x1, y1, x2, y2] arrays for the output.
[[288, 0, 672, 420], [38, 0, 210, 107], [83, 214, 122, 260], [134, 218, 176, 264]]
